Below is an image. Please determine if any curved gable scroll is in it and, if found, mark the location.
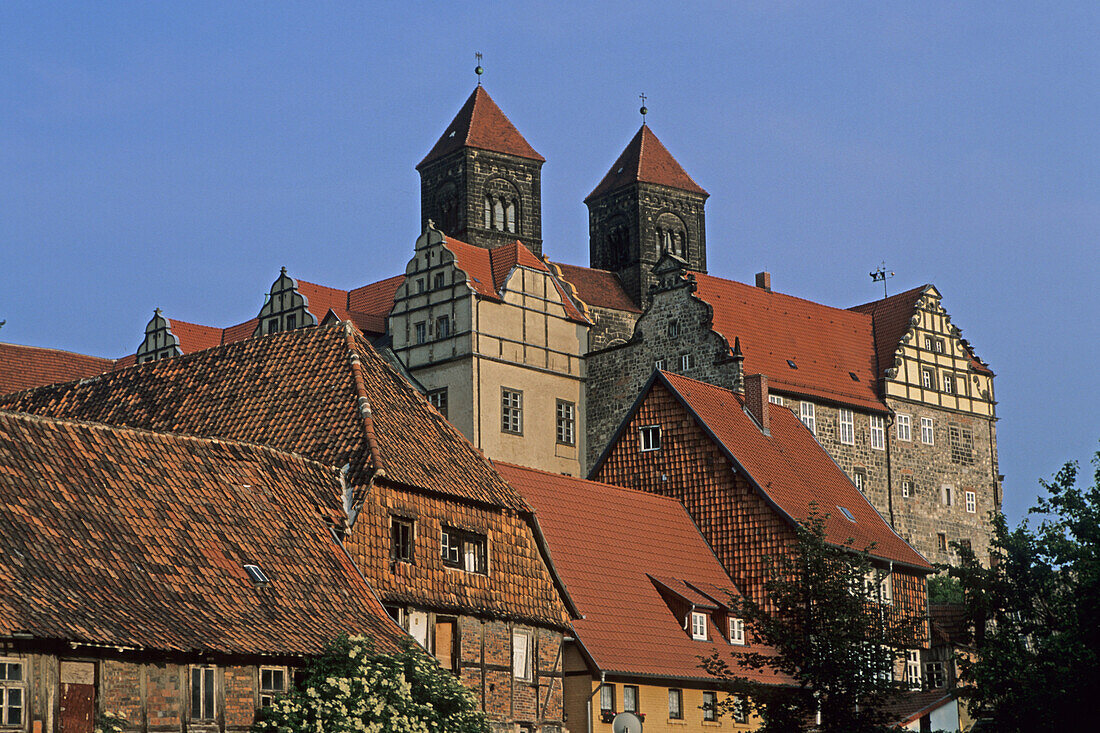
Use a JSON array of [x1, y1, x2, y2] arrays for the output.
[[135, 310, 182, 363], [253, 268, 319, 338]]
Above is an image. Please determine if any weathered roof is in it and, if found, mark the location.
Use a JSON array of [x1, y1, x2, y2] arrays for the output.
[[548, 262, 641, 314], [691, 273, 886, 411], [160, 317, 225, 353], [654, 372, 931, 571], [417, 86, 544, 170], [0, 343, 116, 396], [586, 125, 707, 203], [0, 409, 402, 656], [0, 322, 529, 511], [499, 462, 786, 684]]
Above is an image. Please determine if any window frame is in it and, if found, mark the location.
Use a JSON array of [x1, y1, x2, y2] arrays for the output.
[[0, 659, 25, 728], [190, 665, 216, 721], [599, 684, 616, 715], [800, 402, 816, 434], [435, 314, 450, 339], [838, 409, 855, 445], [623, 685, 639, 713], [555, 400, 576, 446], [965, 490, 977, 514], [414, 321, 426, 345], [259, 666, 287, 708], [768, 394, 783, 406], [512, 629, 533, 682], [690, 611, 708, 641], [667, 320, 680, 338], [654, 358, 666, 372], [729, 617, 745, 645], [427, 387, 448, 418], [921, 368, 934, 389], [926, 661, 946, 689], [433, 271, 446, 290], [639, 425, 661, 452], [390, 516, 415, 563], [441, 526, 488, 575], [501, 388, 523, 435], [896, 413, 912, 441], [853, 469, 866, 493], [943, 485, 955, 507], [732, 694, 748, 724], [702, 691, 718, 722], [901, 479, 912, 498], [921, 417, 935, 445], [869, 415, 885, 450], [943, 373, 954, 394], [678, 353, 693, 370], [668, 688, 683, 720], [905, 651, 922, 691]]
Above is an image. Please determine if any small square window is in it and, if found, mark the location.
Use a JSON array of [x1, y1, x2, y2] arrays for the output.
[[729, 617, 745, 645], [702, 691, 718, 721], [639, 425, 661, 452], [839, 409, 855, 445], [501, 388, 523, 434], [897, 414, 912, 441], [655, 358, 666, 371], [259, 666, 287, 707], [441, 527, 487, 574], [391, 516, 414, 563], [668, 688, 683, 720], [965, 490, 976, 513], [691, 612, 707, 640]]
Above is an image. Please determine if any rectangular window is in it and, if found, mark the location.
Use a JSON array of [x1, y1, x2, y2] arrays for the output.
[[623, 685, 639, 713], [427, 388, 448, 418], [691, 611, 707, 640], [905, 651, 922, 690], [927, 661, 946, 689], [729, 617, 745, 645], [702, 691, 718, 721], [853, 470, 865, 492], [769, 394, 783, 406], [921, 368, 934, 389], [435, 315, 450, 339], [639, 425, 661, 452], [416, 278, 425, 294], [556, 400, 576, 445], [943, 373, 954, 394], [259, 667, 287, 707], [668, 688, 683, 720], [414, 321, 426, 345], [667, 320, 679, 337], [679, 353, 693, 370], [943, 485, 954, 507], [441, 527, 488, 574], [267, 319, 279, 335], [966, 490, 977, 514], [921, 417, 935, 445], [800, 402, 816, 434], [600, 684, 615, 714], [285, 314, 296, 330], [935, 339, 945, 354], [897, 414, 911, 441], [435, 618, 458, 673], [732, 695, 748, 724], [190, 666, 216, 720], [937, 533, 947, 552], [839, 409, 855, 445], [501, 388, 523, 434], [902, 479, 912, 498], [869, 415, 885, 450], [924, 336, 933, 350], [391, 516, 414, 563], [433, 272, 446, 290], [512, 630, 533, 681], [654, 358, 666, 371], [0, 660, 24, 727]]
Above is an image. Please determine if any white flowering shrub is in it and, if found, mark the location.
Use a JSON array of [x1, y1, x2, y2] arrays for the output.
[[94, 711, 127, 733], [252, 635, 491, 733]]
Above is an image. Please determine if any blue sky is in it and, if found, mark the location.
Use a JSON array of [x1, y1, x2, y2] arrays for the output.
[[1, 2, 1097, 523]]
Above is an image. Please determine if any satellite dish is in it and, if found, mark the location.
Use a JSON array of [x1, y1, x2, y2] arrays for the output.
[[611, 712, 643, 733]]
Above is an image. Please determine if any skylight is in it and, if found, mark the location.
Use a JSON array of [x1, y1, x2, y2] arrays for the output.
[[837, 506, 856, 523], [787, 359, 797, 369], [244, 564, 270, 586], [849, 372, 860, 381]]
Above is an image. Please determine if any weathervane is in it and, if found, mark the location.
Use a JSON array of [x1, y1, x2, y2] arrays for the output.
[[639, 93, 648, 125], [475, 52, 483, 86], [869, 262, 895, 297]]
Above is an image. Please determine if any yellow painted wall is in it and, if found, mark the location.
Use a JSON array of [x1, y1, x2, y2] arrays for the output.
[[576, 679, 761, 733]]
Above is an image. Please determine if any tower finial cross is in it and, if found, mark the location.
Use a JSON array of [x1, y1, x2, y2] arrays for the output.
[[475, 52, 483, 86], [639, 93, 648, 125]]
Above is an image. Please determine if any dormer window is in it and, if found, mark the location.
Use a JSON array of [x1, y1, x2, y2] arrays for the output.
[[639, 425, 661, 452], [729, 617, 745, 645], [690, 611, 708, 640]]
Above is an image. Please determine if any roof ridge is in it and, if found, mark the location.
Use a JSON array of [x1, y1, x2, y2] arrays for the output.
[[848, 283, 930, 311], [494, 459, 686, 507], [692, 271, 876, 323], [341, 322, 387, 478], [0, 341, 117, 361]]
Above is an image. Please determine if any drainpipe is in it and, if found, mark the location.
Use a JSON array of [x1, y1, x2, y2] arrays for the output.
[[587, 670, 606, 733]]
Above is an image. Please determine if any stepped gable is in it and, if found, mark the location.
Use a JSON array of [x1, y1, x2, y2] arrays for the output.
[[0, 322, 529, 512], [585, 125, 708, 202], [548, 262, 641, 314], [417, 86, 544, 170], [655, 372, 930, 570], [0, 343, 116, 396], [691, 272, 885, 411], [0, 409, 402, 655], [499, 462, 785, 683]]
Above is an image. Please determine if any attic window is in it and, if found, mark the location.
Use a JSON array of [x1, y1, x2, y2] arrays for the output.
[[690, 611, 707, 640], [787, 359, 797, 369], [849, 372, 859, 381], [837, 506, 856, 523], [244, 564, 270, 586]]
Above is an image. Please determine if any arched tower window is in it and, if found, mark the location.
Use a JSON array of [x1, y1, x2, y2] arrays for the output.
[[483, 196, 493, 229], [505, 200, 517, 233], [656, 213, 689, 260], [493, 199, 505, 230]]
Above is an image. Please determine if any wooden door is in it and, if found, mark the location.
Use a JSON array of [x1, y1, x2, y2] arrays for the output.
[[59, 662, 95, 733]]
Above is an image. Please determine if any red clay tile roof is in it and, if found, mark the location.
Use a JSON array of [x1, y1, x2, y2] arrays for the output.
[[161, 318, 225, 353], [0, 409, 403, 656], [656, 372, 931, 571], [691, 273, 886, 412], [548, 262, 641, 314], [586, 125, 707, 202], [0, 343, 116, 396], [0, 322, 529, 512], [879, 690, 956, 727], [348, 274, 404, 317], [221, 318, 258, 345], [296, 279, 353, 323], [499, 462, 787, 684], [417, 86, 544, 170]]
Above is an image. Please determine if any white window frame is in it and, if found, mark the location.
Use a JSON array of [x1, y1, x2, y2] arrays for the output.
[[0, 659, 25, 728], [921, 368, 933, 389], [839, 409, 855, 445], [639, 425, 661, 452], [965, 490, 976, 514], [869, 415, 885, 450], [190, 665, 216, 721], [768, 394, 783, 406], [623, 685, 639, 713], [921, 417, 935, 445], [901, 479, 912, 498], [943, 373, 954, 394], [905, 651, 922, 690], [259, 666, 287, 707], [414, 321, 426, 345], [679, 353, 693, 370], [729, 617, 745, 645], [556, 400, 576, 446], [654, 358, 666, 371], [600, 683, 615, 714], [690, 611, 708, 640], [501, 388, 523, 434], [800, 402, 816, 434], [854, 470, 865, 492], [512, 630, 533, 682], [427, 387, 448, 418], [896, 413, 911, 441]]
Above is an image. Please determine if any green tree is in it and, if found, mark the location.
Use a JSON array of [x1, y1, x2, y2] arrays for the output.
[[948, 449, 1100, 731], [702, 506, 924, 733], [252, 635, 491, 733]]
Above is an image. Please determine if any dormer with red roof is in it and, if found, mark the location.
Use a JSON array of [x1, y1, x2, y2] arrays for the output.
[[586, 124, 709, 308], [417, 86, 545, 256]]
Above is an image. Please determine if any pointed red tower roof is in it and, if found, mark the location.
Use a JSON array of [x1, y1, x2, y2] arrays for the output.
[[585, 125, 707, 202], [417, 86, 544, 170]]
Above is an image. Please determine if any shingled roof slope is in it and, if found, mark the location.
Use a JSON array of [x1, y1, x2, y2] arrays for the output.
[[348, 275, 404, 317], [161, 318, 225, 353], [0, 343, 116, 396], [499, 462, 785, 684], [658, 372, 930, 571], [691, 273, 885, 411], [417, 86, 544, 169], [0, 410, 402, 655], [0, 322, 528, 511], [548, 262, 641, 314], [586, 125, 707, 202]]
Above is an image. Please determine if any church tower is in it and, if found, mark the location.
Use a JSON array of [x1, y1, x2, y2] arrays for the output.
[[417, 87, 545, 256], [585, 125, 708, 308]]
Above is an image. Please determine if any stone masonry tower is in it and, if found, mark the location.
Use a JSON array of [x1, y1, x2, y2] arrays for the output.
[[586, 125, 708, 308], [417, 87, 545, 256]]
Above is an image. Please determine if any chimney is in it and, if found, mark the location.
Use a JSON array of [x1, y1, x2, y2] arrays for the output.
[[743, 373, 770, 435], [755, 271, 771, 292], [730, 337, 745, 393]]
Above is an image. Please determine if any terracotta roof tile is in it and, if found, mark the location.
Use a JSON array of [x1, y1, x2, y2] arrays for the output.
[[417, 86, 544, 170], [499, 462, 787, 684], [161, 318, 225, 353], [586, 126, 707, 202], [548, 262, 641, 314], [296, 279, 352, 322], [0, 343, 116, 396], [348, 275, 404, 316], [658, 372, 931, 571], [0, 409, 403, 655], [691, 273, 886, 411]]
